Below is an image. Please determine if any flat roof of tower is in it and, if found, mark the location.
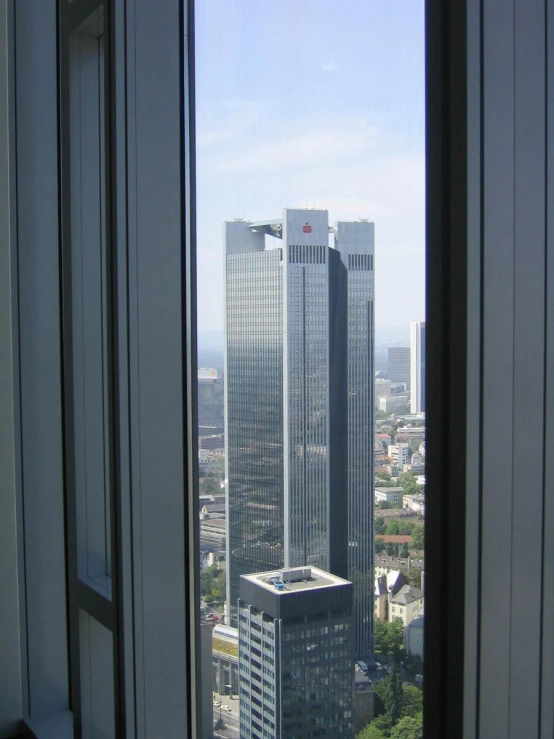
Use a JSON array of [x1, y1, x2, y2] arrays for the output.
[[242, 566, 350, 595]]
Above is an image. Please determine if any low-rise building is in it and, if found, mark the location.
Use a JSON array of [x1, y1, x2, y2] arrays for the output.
[[374, 556, 425, 577], [403, 494, 425, 515], [388, 443, 410, 467], [389, 585, 424, 627], [405, 616, 424, 659], [374, 570, 407, 622], [212, 624, 239, 698], [378, 395, 410, 413], [354, 671, 375, 734], [375, 487, 404, 507]]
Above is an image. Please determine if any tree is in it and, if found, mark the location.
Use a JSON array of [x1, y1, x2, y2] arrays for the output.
[[389, 715, 423, 739], [374, 619, 405, 663], [388, 618, 406, 662], [386, 520, 400, 535], [356, 715, 391, 739], [400, 542, 410, 558], [382, 663, 403, 724], [200, 476, 221, 495], [386, 542, 397, 557], [375, 540, 386, 554], [411, 525, 424, 550], [404, 569, 422, 588], [401, 686, 423, 718], [375, 518, 386, 534]]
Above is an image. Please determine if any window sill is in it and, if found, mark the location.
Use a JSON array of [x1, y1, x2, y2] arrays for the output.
[[23, 712, 73, 739]]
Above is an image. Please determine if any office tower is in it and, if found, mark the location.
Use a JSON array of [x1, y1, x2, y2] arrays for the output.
[[225, 209, 373, 659], [388, 346, 411, 388], [224, 209, 348, 627], [410, 321, 426, 413], [238, 566, 354, 739], [197, 367, 224, 436], [334, 221, 375, 660]]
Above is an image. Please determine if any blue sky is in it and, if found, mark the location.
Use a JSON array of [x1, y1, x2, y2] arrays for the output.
[[195, 0, 425, 334]]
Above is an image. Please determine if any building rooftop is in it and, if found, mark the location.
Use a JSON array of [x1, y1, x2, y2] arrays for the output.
[[242, 566, 350, 595], [389, 584, 424, 605]]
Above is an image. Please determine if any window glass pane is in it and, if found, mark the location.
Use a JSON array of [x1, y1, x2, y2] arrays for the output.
[[69, 19, 112, 597], [195, 2, 425, 737]]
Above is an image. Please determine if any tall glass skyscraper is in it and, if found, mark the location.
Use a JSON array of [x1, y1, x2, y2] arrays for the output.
[[335, 221, 375, 659], [224, 209, 374, 660]]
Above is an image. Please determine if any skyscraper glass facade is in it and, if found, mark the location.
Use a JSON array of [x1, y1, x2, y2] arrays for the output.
[[225, 247, 284, 626], [336, 222, 375, 659]]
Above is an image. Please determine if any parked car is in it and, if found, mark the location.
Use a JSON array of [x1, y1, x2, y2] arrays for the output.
[[222, 705, 232, 712]]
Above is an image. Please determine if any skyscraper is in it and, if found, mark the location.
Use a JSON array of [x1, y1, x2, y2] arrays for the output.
[[334, 221, 375, 659], [224, 209, 373, 660], [388, 346, 411, 388], [238, 566, 354, 739], [410, 321, 426, 413]]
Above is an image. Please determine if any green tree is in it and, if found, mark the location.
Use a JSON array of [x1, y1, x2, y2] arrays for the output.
[[375, 540, 386, 554], [200, 476, 221, 495], [400, 542, 410, 558], [356, 715, 391, 739], [401, 686, 423, 718], [386, 542, 396, 557], [388, 618, 406, 662], [375, 517, 386, 534], [386, 520, 400, 535], [411, 525, 424, 550], [389, 715, 423, 739], [382, 663, 403, 724], [404, 569, 422, 588]]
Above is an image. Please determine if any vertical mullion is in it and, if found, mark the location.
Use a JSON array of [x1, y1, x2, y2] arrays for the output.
[[59, 12, 83, 733]]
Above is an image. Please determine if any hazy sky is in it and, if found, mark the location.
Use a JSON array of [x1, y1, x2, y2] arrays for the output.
[[195, 0, 425, 334]]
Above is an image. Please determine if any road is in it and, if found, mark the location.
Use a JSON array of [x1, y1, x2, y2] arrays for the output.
[[213, 693, 240, 738]]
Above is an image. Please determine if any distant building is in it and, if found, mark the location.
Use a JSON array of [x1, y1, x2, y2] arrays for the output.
[[388, 347, 411, 388], [410, 322, 426, 414], [225, 210, 374, 658], [405, 616, 424, 659], [375, 487, 404, 507], [403, 494, 425, 515], [377, 395, 409, 413], [212, 624, 240, 699], [374, 570, 407, 622], [198, 367, 224, 436], [238, 567, 354, 739], [354, 671, 375, 734], [375, 378, 392, 401], [388, 443, 410, 467], [389, 584, 424, 626]]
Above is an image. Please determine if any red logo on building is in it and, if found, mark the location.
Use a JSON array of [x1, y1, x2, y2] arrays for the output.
[[303, 223, 312, 233]]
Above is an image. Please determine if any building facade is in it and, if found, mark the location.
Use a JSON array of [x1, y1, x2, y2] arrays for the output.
[[388, 443, 410, 467], [375, 487, 404, 507], [198, 367, 224, 435], [409, 321, 426, 413], [334, 220, 375, 660], [225, 210, 373, 659], [238, 567, 354, 739], [388, 346, 410, 388]]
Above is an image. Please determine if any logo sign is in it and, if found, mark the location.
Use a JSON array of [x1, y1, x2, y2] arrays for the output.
[[303, 222, 312, 233]]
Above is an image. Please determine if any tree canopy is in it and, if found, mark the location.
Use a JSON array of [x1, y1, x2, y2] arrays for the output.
[[374, 619, 406, 662]]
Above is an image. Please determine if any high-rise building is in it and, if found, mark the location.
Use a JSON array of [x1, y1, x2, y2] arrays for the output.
[[410, 321, 426, 413], [224, 209, 374, 660], [388, 346, 410, 388], [197, 367, 224, 435], [334, 220, 375, 659], [238, 566, 354, 739]]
